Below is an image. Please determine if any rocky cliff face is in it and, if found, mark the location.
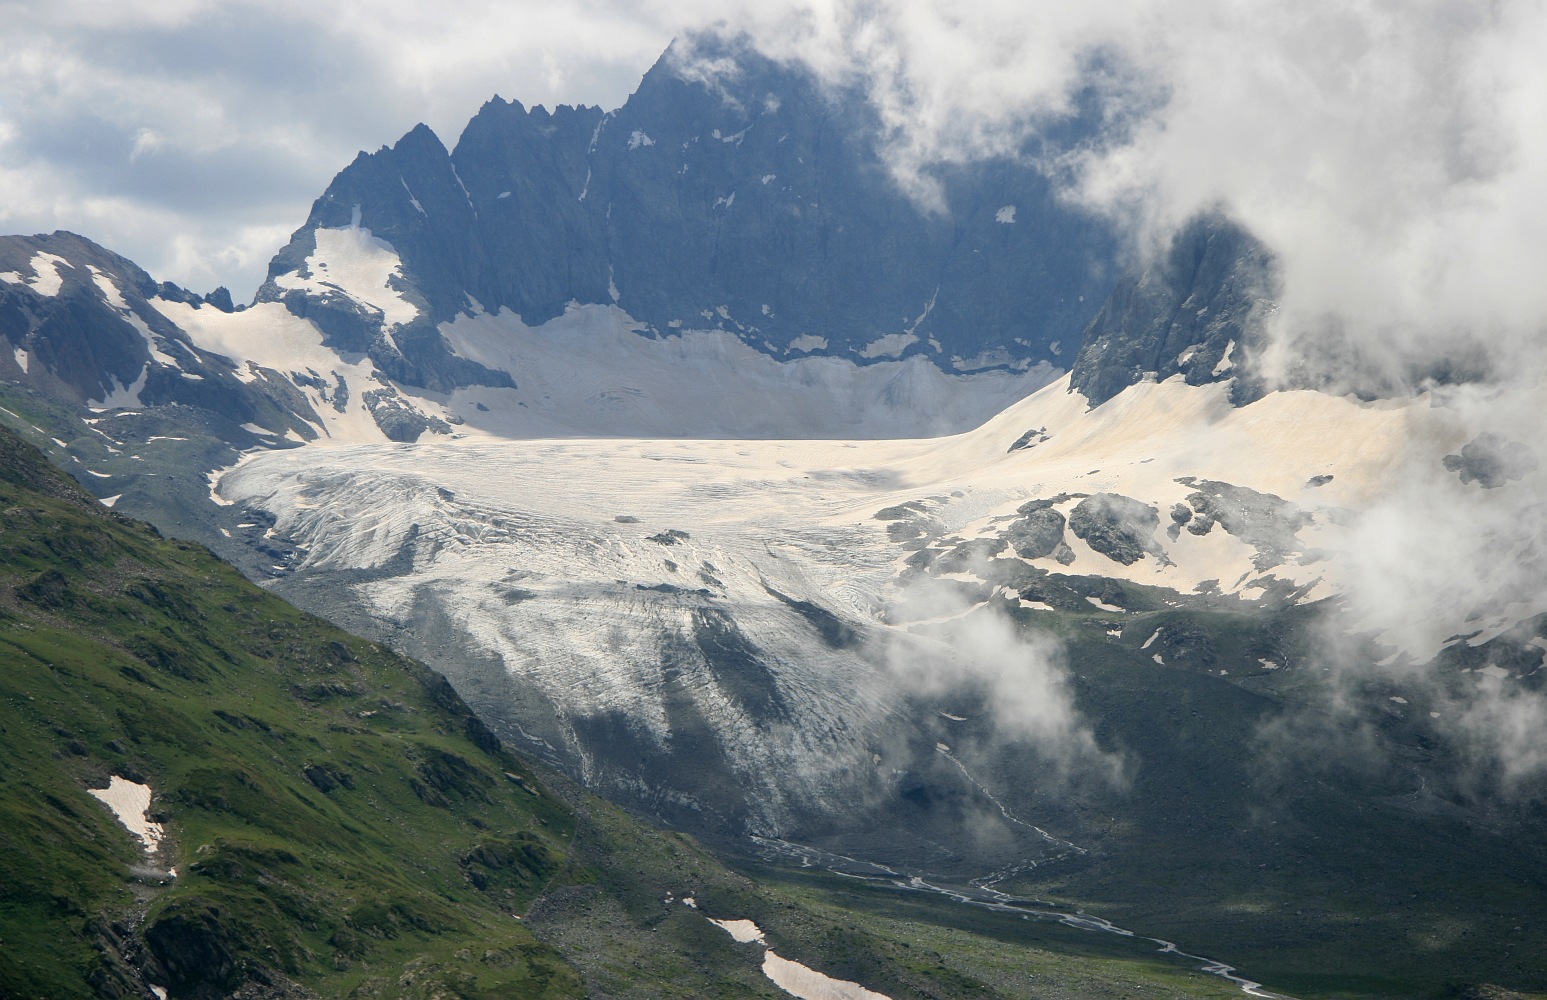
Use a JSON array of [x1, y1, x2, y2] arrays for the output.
[[0, 232, 319, 439], [256, 34, 1120, 392], [1069, 214, 1277, 407]]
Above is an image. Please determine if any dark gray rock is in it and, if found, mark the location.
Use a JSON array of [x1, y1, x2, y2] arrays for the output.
[[0, 232, 320, 440], [1069, 214, 1276, 407], [1179, 477, 1312, 571], [1006, 507, 1069, 560], [1007, 426, 1049, 452], [256, 32, 1119, 394], [933, 536, 1009, 573], [1443, 433, 1539, 489], [361, 386, 452, 442], [1068, 493, 1164, 565]]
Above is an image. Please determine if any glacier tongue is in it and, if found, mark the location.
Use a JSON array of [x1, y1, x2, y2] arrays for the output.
[[215, 372, 1499, 840]]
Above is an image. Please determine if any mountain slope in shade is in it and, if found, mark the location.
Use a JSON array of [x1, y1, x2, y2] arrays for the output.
[[254, 33, 1119, 393]]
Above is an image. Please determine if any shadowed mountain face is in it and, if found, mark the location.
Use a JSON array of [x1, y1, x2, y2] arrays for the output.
[[256, 35, 1121, 390], [1069, 214, 1278, 407]]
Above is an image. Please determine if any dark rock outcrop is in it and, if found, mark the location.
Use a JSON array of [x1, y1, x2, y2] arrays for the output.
[[1443, 433, 1539, 489], [1068, 493, 1165, 565], [1007, 507, 1069, 560], [1069, 214, 1276, 406]]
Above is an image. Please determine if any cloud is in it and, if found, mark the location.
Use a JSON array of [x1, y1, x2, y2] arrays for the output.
[[0, 1, 679, 298], [677, 0, 1547, 788], [875, 567, 1123, 790], [668, 1, 1547, 378]]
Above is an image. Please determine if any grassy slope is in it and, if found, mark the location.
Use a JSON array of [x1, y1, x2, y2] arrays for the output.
[[0, 424, 584, 998]]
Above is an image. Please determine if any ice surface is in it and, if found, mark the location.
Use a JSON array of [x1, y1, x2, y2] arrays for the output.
[[208, 354, 1528, 835], [437, 304, 1054, 439]]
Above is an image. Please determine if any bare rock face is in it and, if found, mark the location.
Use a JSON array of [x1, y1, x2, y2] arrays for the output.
[[255, 32, 1120, 394], [1007, 507, 1069, 560], [1068, 493, 1165, 566], [1443, 432, 1539, 489], [1068, 214, 1277, 407], [1176, 478, 1313, 570]]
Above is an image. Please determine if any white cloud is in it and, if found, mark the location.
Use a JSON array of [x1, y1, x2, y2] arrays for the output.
[[0, 1, 679, 298]]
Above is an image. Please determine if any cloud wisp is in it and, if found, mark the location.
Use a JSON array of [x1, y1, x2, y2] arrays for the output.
[[689, 0, 1547, 790]]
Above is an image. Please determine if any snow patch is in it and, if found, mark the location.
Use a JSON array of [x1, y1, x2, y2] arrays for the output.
[[12, 347, 28, 373], [400, 177, 426, 215], [995, 205, 1017, 224], [89, 366, 150, 410], [787, 334, 827, 354], [858, 333, 917, 360], [156, 299, 389, 444], [100, 494, 122, 507], [709, 918, 765, 943], [763, 952, 893, 1000], [89, 776, 166, 854], [704, 916, 894, 1000], [274, 224, 419, 328], [11, 252, 70, 296], [1212, 340, 1237, 376], [627, 130, 655, 149]]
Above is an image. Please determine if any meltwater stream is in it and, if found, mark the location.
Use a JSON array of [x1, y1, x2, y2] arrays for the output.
[[751, 836, 1296, 999]]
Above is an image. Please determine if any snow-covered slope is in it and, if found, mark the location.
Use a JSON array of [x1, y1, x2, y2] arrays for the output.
[[215, 370, 1541, 840]]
